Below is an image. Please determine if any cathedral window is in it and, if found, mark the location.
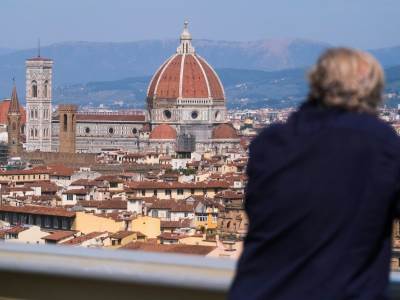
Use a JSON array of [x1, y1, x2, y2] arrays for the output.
[[34, 109, 38, 119], [30, 109, 34, 119], [31, 81, 38, 98], [191, 111, 199, 119], [34, 128, 38, 137], [108, 127, 114, 135], [163, 110, 172, 119], [44, 81, 48, 98], [12, 123, 16, 131], [132, 128, 137, 135], [85, 127, 90, 134]]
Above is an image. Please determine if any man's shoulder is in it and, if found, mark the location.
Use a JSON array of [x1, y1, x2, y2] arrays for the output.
[[334, 112, 399, 144], [250, 124, 285, 149]]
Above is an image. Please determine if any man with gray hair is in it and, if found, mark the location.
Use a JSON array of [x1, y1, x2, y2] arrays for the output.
[[229, 48, 399, 300]]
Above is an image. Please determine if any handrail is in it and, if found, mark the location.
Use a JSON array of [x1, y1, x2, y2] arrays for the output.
[[0, 242, 235, 300], [0, 243, 400, 300]]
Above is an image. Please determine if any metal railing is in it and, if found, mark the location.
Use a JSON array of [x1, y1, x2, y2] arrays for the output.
[[0, 243, 234, 300], [0, 243, 400, 300]]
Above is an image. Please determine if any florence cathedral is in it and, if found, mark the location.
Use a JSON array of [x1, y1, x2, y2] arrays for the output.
[[6, 21, 241, 156]]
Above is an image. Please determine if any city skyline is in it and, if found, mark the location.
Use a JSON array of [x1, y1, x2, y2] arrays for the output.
[[1, 0, 400, 50]]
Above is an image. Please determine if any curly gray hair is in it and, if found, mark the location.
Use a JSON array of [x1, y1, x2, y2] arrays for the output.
[[308, 48, 385, 114]]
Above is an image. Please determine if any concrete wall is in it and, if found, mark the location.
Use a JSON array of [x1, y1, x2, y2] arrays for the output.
[[130, 216, 160, 239], [73, 212, 125, 234]]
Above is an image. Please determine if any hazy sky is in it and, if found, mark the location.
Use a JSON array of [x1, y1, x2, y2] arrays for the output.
[[1, 0, 399, 49]]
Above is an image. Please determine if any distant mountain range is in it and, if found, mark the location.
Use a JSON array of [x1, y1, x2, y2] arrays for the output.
[[0, 39, 399, 108], [53, 66, 400, 110]]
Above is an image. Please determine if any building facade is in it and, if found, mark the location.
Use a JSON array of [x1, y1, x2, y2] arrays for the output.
[[7, 84, 22, 156], [25, 57, 53, 152], [24, 22, 241, 155]]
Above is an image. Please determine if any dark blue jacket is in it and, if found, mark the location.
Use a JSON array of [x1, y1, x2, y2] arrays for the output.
[[229, 103, 400, 300]]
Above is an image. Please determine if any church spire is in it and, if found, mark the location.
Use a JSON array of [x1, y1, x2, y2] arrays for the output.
[[9, 80, 20, 114], [177, 20, 195, 54]]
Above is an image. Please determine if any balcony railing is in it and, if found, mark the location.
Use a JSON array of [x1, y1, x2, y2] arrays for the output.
[[0, 242, 399, 300]]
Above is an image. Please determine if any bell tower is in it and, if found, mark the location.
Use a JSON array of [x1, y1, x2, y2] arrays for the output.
[[58, 104, 77, 153], [7, 82, 22, 156], [25, 51, 53, 152]]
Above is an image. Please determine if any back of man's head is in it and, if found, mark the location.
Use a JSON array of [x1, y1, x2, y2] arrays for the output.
[[308, 48, 384, 114]]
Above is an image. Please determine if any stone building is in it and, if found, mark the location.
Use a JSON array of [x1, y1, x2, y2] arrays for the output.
[[216, 191, 248, 240], [25, 56, 53, 152], [23, 21, 241, 155], [7, 84, 22, 156], [58, 104, 77, 153]]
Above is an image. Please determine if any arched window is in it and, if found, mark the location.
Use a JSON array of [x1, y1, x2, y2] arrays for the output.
[[44, 80, 48, 98], [32, 81, 38, 98], [30, 129, 34, 137], [34, 128, 38, 137], [63, 114, 68, 131], [30, 109, 34, 119], [12, 122, 16, 131], [34, 109, 38, 119]]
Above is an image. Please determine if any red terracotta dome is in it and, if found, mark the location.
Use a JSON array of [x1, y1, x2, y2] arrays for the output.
[[149, 124, 177, 140], [147, 22, 225, 101], [212, 123, 239, 140]]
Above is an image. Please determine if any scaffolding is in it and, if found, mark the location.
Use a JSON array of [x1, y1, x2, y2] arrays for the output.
[[0, 142, 8, 166]]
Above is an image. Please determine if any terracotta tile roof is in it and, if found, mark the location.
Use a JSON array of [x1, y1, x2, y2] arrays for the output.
[[95, 175, 124, 183], [9, 186, 33, 192], [126, 180, 229, 190], [149, 124, 177, 140], [197, 56, 225, 100], [25, 181, 59, 193], [70, 179, 103, 187], [98, 200, 127, 210], [77, 200, 99, 208], [152, 55, 182, 99], [147, 53, 225, 100], [61, 231, 107, 245], [182, 54, 209, 98], [0, 205, 75, 217], [215, 190, 244, 200], [47, 164, 75, 177], [78, 200, 127, 210], [4, 225, 28, 234], [0, 99, 26, 125], [158, 232, 187, 240], [160, 219, 192, 229], [42, 231, 76, 241], [148, 199, 193, 213], [120, 242, 216, 256], [212, 123, 239, 140], [64, 188, 90, 195], [0, 167, 50, 176], [110, 231, 136, 239]]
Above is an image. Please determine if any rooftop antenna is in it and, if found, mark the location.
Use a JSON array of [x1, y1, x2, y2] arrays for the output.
[[38, 38, 41, 58]]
